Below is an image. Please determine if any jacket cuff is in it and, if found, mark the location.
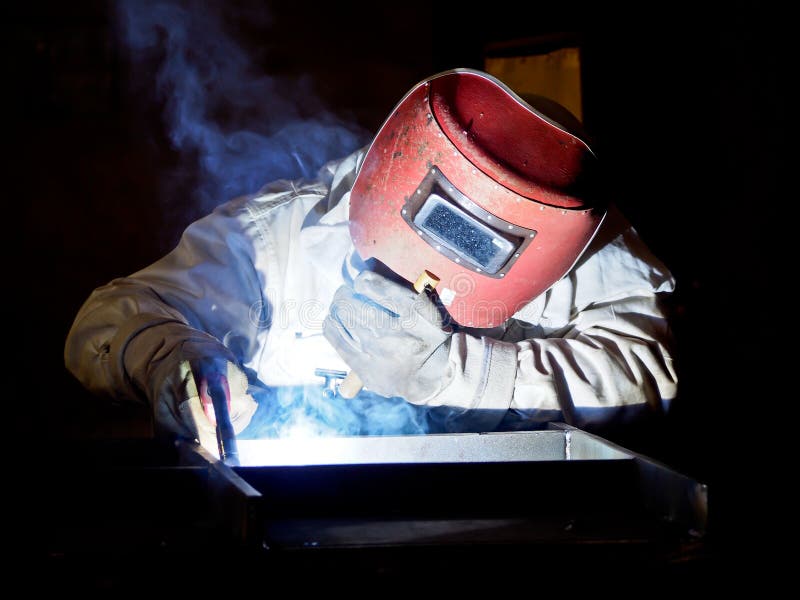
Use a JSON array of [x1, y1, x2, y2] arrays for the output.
[[430, 333, 518, 431]]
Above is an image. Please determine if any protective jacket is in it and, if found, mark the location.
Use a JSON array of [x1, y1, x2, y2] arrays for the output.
[[64, 147, 678, 434]]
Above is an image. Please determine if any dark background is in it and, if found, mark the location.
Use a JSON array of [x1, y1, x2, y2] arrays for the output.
[[5, 0, 786, 577]]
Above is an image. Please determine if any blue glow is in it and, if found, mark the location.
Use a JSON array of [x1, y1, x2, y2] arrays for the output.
[[239, 385, 432, 439]]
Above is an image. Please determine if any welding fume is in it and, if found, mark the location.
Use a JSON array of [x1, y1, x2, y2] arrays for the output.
[[64, 68, 679, 459]]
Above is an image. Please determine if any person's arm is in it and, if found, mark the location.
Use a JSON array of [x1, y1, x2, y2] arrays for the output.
[[324, 205, 677, 433], [64, 191, 275, 445], [431, 205, 678, 431]]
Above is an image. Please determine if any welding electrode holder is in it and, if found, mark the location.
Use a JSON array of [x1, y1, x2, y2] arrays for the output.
[[204, 372, 240, 466], [337, 270, 441, 399]]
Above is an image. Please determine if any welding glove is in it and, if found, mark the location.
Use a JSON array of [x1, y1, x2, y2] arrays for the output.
[[323, 270, 453, 404], [125, 327, 257, 455]]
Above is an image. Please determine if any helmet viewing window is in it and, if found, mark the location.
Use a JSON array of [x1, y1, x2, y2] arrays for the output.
[[401, 166, 536, 277]]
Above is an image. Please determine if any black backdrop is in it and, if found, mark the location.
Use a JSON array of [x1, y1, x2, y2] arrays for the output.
[[6, 0, 787, 574]]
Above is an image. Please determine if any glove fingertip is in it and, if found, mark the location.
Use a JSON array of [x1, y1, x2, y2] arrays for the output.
[[352, 269, 377, 294], [322, 311, 349, 343], [354, 270, 417, 307]]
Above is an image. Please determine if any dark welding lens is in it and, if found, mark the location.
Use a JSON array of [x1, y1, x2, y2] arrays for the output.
[[413, 193, 521, 273], [401, 166, 536, 277]]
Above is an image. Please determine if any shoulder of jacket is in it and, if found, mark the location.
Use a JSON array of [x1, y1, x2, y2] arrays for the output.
[[239, 147, 365, 216]]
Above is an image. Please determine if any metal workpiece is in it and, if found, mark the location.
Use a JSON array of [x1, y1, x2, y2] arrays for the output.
[[549, 423, 709, 538], [177, 441, 263, 547], [34, 426, 710, 587], [177, 423, 708, 560], [233, 429, 615, 466]]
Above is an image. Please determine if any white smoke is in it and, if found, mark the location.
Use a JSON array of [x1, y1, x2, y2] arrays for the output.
[[240, 385, 432, 439], [116, 0, 370, 214]]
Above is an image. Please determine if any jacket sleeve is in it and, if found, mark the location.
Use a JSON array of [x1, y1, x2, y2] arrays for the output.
[[428, 206, 679, 432], [63, 192, 274, 407]]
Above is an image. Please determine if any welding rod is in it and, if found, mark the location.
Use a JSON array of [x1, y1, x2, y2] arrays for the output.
[[338, 270, 440, 399], [206, 375, 240, 466]]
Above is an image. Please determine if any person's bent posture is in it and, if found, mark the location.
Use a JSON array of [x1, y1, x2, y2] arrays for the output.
[[65, 69, 678, 454]]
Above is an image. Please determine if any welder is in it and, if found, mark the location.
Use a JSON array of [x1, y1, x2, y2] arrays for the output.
[[64, 69, 678, 455]]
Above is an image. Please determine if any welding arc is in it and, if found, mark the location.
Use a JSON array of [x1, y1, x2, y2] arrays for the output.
[[338, 270, 441, 399]]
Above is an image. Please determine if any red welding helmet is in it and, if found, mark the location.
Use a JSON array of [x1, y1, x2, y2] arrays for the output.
[[349, 68, 606, 328]]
